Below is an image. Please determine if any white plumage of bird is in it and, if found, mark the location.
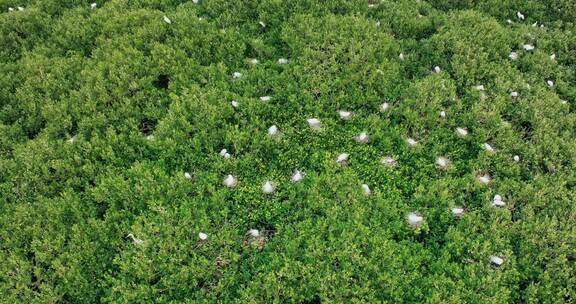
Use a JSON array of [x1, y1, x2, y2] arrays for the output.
[[361, 184, 371, 196], [336, 153, 349, 164], [278, 58, 289, 64], [516, 11, 525, 20], [262, 181, 274, 194], [477, 173, 491, 185], [184, 172, 192, 179], [338, 111, 352, 120], [435, 156, 449, 169], [291, 170, 304, 182], [90, 3, 97, 9], [380, 102, 390, 112], [355, 132, 368, 143], [381, 156, 397, 167], [407, 212, 424, 227], [127, 233, 144, 245], [198, 232, 208, 240], [163, 16, 172, 24], [268, 125, 280, 137], [483, 143, 495, 152], [451, 207, 464, 217], [523, 44, 534, 51], [456, 127, 468, 137], [307, 118, 321, 130], [406, 138, 418, 147], [247, 229, 260, 237], [509, 52, 518, 60], [223, 175, 236, 188], [490, 255, 504, 266], [492, 194, 506, 207]]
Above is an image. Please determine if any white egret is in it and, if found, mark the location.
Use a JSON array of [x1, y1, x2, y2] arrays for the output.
[[127, 233, 144, 245], [456, 127, 468, 137], [223, 175, 236, 188], [336, 153, 349, 164], [262, 181, 274, 194]]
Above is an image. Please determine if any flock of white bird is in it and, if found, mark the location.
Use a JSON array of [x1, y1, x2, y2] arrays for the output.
[[26, 5, 553, 267]]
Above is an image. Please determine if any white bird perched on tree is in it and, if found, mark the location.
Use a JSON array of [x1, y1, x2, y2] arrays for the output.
[[268, 125, 280, 137], [146, 135, 155, 141], [516, 11, 525, 20], [307, 118, 321, 130], [338, 110, 352, 120], [490, 255, 504, 266], [223, 175, 236, 188], [198, 232, 208, 240], [399, 53, 405, 60], [247, 229, 260, 237], [380, 102, 390, 112], [451, 207, 464, 217], [90, 3, 97, 9], [513, 155, 520, 162], [506, 19, 513, 24], [291, 170, 304, 182], [259, 21, 266, 28], [126, 233, 144, 245], [492, 194, 506, 207], [435, 156, 450, 169], [262, 181, 274, 194], [232, 72, 242, 79], [163, 16, 172, 24], [381, 156, 397, 167], [184, 172, 192, 179], [523, 44, 534, 51], [407, 212, 424, 227], [219, 149, 231, 159], [248, 58, 259, 64], [278, 58, 289, 64], [406, 138, 418, 147], [475, 85, 485, 91], [434, 66, 441, 73], [440, 110, 446, 118], [260, 96, 271, 101], [8, 7, 13, 11], [355, 132, 369, 143], [509, 52, 518, 60], [456, 127, 468, 138], [483, 143, 495, 152], [17, 6, 24, 11], [511, 91, 519, 98], [361, 184, 371, 196], [231, 100, 239, 108], [192, 0, 199, 4], [547, 80, 554, 87], [336, 153, 349, 164], [477, 173, 491, 185], [550, 53, 556, 60]]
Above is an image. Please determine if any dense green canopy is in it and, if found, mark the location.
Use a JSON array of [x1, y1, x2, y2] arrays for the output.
[[1, 0, 575, 302]]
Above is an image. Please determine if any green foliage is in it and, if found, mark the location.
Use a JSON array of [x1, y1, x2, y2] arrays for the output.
[[1, 0, 575, 303]]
